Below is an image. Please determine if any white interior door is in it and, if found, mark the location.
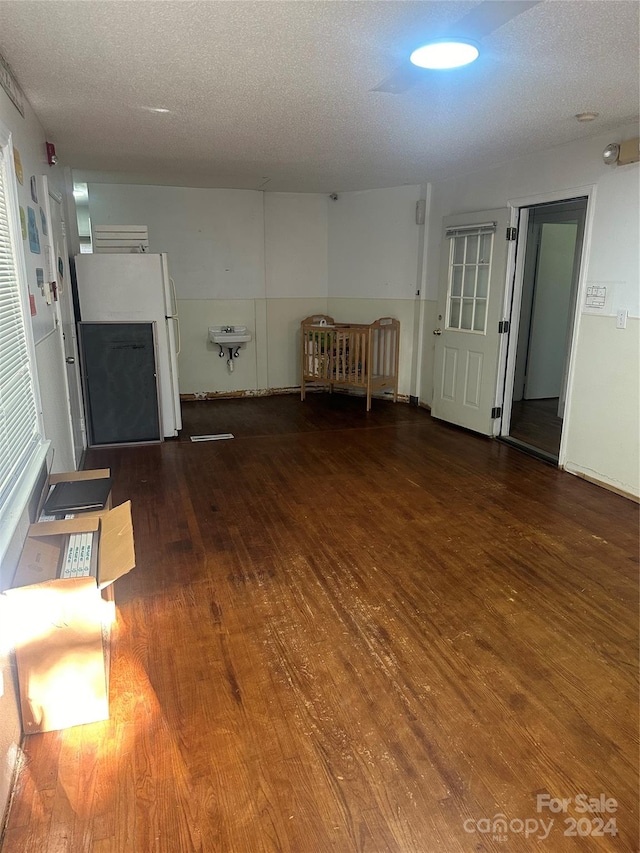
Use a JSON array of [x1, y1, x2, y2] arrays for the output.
[[48, 188, 86, 464], [431, 208, 510, 435]]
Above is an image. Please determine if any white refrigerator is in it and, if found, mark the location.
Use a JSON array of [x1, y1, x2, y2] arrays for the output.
[[75, 253, 182, 437]]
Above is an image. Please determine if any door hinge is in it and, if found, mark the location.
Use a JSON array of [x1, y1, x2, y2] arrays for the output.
[[491, 406, 502, 419], [506, 227, 518, 241], [498, 320, 510, 334]]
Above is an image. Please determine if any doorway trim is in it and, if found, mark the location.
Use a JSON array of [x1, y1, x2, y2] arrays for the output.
[[496, 185, 597, 467]]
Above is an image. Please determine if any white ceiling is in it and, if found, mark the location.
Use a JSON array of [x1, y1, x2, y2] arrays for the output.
[[0, 1, 638, 192]]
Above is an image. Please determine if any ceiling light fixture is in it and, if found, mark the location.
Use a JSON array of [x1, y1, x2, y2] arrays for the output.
[[603, 139, 640, 167], [602, 143, 620, 165], [410, 39, 479, 70], [575, 112, 599, 122], [142, 106, 171, 114]]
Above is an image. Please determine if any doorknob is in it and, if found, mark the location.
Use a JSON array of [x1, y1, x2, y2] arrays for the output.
[[433, 328, 442, 336], [65, 356, 75, 364]]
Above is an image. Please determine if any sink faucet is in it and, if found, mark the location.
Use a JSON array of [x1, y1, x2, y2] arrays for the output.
[[222, 325, 235, 333]]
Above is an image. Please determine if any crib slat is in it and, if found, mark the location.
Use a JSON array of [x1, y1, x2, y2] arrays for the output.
[[346, 330, 350, 381], [326, 331, 331, 381], [366, 327, 373, 410], [327, 331, 332, 381], [393, 327, 400, 401], [386, 327, 390, 374]]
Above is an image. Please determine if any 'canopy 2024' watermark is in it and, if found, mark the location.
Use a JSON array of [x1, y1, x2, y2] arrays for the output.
[[463, 793, 618, 843]]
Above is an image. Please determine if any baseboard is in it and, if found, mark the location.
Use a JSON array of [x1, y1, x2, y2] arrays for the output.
[[563, 467, 639, 503], [181, 387, 410, 404], [181, 387, 300, 401]]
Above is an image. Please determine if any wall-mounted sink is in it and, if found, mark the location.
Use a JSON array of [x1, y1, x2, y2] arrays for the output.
[[208, 325, 252, 345]]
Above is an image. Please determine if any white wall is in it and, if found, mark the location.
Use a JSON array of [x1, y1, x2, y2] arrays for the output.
[[327, 185, 422, 396], [421, 125, 640, 496], [0, 81, 75, 828], [265, 193, 328, 298], [35, 331, 75, 473], [87, 184, 266, 299], [328, 185, 421, 299], [264, 193, 330, 388]]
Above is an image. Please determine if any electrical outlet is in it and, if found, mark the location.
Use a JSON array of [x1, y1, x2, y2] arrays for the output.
[[616, 309, 628, 330]]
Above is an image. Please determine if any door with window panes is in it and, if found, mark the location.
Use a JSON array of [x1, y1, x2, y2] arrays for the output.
[[431, 208, 510, 435]]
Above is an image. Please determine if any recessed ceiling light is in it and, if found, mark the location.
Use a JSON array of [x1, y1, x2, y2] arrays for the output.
[[410, 40, 479, 70], [142, 106, 171, 114], [575, 112, 599, 122]]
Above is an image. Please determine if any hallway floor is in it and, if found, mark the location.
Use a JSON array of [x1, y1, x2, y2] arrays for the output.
[[509, 397, 563, 458]]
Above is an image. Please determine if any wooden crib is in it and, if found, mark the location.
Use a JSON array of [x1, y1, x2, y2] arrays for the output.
[[300, 315, 400, 411]]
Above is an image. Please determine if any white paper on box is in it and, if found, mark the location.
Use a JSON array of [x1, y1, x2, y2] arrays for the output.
[[84, 532, 94, 576], [72, 533, 82, 577], [78, 533, 87, 576], [62, 536, 75, 577], [80, 532, 93, 576]]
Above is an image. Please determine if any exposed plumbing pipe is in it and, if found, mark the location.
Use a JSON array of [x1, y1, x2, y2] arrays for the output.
[[216, 343, 242, 373]]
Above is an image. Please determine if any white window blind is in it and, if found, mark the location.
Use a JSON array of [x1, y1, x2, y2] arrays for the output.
[[445, 222, 497, 239], [0, 145, 41, 509]]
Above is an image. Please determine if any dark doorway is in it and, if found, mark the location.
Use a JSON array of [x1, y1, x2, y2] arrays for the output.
[[504, 198, 587, 460]]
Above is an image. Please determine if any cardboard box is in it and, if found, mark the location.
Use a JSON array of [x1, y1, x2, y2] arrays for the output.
[[4, 472, 135, 734]]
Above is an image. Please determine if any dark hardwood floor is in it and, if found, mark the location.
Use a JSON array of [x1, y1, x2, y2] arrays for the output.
[[178, 392, 419, 440], [509, 397, 563, 458], [2, 395, 638, 852]]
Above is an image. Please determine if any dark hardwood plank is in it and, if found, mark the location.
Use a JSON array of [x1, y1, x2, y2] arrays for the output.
[[2, 397, 638, 852]]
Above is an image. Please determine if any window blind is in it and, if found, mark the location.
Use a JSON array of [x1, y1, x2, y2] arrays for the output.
[[445, 222, 497, 239], [0, 146, 41, 508]]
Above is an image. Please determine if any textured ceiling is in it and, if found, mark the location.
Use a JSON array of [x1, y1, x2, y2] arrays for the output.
[[0, 0, 638, 192]]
